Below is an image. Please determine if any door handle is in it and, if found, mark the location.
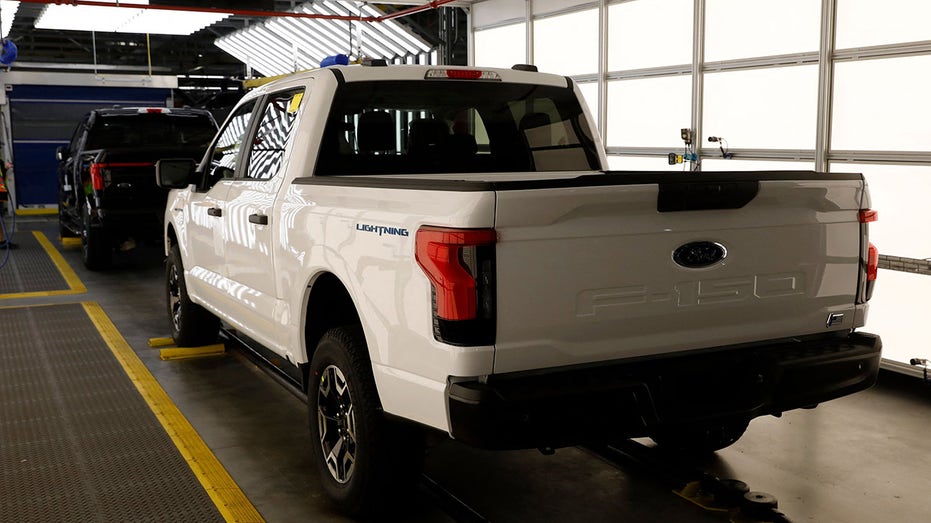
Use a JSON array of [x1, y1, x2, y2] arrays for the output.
[[248, 214, 268, 225], [207, 207, 222, 217]]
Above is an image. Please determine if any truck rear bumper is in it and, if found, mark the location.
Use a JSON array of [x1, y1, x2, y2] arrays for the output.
[[446, 331, 881, 450]]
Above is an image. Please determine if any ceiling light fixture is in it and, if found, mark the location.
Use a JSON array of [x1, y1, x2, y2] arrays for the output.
[[1, 1, 20, 38], [34, 0, 231, 36]]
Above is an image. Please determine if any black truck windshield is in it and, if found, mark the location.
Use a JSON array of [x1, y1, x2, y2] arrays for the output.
[[86, 113, 216, 150], [315, 80, 601, 175]]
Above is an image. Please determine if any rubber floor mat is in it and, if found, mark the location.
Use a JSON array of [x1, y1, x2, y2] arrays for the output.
[[0, 231, 83, 298], [0, 303, 224, 522]]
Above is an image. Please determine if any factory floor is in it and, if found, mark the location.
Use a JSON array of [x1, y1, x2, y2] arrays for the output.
[[2, 216, 930, 523]]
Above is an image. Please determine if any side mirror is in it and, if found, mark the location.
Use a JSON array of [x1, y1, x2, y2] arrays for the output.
[[56, 145, 69, 162], [156, 158, 197, 189]]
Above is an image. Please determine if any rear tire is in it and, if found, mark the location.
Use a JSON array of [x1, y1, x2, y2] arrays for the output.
[[650, 418, 750, 454], [81, 205, 110, 270], [308, 326, 424, 516], [165, 244, 219, 346]]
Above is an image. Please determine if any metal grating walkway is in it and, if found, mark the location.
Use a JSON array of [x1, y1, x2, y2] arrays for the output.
[[0, 231, 85, 298], [0, 303, 225, 522]]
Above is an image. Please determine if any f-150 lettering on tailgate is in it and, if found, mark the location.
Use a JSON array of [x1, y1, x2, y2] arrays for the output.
[[576, 271, 806, 317]]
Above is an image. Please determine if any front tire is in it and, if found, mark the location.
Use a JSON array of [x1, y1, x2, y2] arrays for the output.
[[308, 326, 424, 516], [166, 244, 219, 346]]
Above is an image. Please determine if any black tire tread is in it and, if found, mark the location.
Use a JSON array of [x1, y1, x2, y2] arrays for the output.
[[166, 244, 219, 346], [308, 326, 424, 516]]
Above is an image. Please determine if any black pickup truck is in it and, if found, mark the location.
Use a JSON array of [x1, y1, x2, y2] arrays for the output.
[[58, 106, 217, 269]]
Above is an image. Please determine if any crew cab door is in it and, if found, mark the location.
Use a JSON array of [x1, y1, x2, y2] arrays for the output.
[[183, 101, 258, 305], [221, 87, 306, 353]]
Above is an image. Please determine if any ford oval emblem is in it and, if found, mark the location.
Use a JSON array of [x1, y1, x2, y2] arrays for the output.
[[673, 241, 727, 268]]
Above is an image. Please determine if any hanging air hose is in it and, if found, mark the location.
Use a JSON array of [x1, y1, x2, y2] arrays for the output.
[[0, 203, 14, 270]]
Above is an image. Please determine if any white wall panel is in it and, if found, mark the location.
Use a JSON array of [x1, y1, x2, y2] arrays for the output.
[[705, 0, 820, 61], [703, 65, 818, 150], [837, 0, 931, 49], [608, 0, 692, 71], [830, 163, 931, 259], [606, 74, 691, 148], [474, 23, 527, 67], [532, 8, 599, 76], [832, 56, 931, 152], [868, 271, 931, 367], [472, 0, 527, 28], [532, 0, 596, 18]]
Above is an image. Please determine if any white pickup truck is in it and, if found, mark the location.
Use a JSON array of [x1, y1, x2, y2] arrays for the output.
[[157, 62, 882, 514]]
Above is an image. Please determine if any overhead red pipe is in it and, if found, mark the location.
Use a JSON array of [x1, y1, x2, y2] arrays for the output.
[[375, 0, 458, 21], [18, 0, 457, 23]]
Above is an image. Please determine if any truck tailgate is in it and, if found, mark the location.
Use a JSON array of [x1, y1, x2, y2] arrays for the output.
[[493, 173, 865, 374]]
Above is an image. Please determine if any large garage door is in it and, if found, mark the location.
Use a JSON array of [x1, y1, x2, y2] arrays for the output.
[[9, 85, 170, 207]]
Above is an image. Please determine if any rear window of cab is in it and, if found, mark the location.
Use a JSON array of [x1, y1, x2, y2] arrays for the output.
[[314, 80, 601, 175]]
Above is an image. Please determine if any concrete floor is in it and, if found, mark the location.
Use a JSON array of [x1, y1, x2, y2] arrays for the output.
[[4, 216, 931, 522]]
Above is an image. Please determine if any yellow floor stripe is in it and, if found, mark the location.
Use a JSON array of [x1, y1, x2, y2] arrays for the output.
[[82, 302, 264, 523], [0, 231, 87, 299], [35, 231, 86, 293], [160, 344, 226, 361], [15, 208, 56, 216]]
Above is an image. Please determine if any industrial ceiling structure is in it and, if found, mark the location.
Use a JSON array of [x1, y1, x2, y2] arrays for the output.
[[1, 0, 466, 87]]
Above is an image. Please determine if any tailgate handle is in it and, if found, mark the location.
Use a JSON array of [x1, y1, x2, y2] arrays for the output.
[[248, 214, 268, 225], [657, 181, 759, 212], [207, 207, 222, 217]]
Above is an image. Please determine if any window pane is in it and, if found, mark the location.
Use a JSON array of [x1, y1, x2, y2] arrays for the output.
[[829, 163, 931, 259], [837, 0, 931, 49], [247, 89, 304, 180], [608, 0, 692, 71], [474, 23, 526, 69], [832, 56, 931, 152], [703, 65, 818, 150], [606, 75, 692, 148], [705, 0, 820, 61], [207, 101, 256, 182], [533, 9, 598, 76], [701, 159, 814, 171], [607, 155, 682, 171]]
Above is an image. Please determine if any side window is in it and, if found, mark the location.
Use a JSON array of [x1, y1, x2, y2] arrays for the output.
[[245, 88, 305, 180], [68, 115, 91, 158], [205, 101, 257, 185]]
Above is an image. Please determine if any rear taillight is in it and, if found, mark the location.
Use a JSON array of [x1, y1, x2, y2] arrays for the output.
[[88, 161, 154, 192], [865, 242, 878, 300], [415, 226, 496, 346], [89, 162, 105, 191], [857, 209, 878, 304]]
